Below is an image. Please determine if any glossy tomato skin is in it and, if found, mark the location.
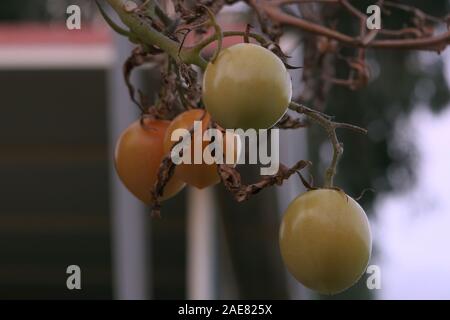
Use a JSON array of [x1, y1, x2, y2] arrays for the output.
[[114, 119, 185, 204], [202, 43, 292, 130], [164, 109, 221, 189], [279, 189, 372, 295]]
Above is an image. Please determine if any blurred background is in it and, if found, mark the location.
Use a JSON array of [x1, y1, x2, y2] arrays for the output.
[[0, 0, 449, 299]]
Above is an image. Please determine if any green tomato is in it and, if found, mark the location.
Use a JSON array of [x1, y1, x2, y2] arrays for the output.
[[202, 43, 292, 130], [279, 189, 372, 295]]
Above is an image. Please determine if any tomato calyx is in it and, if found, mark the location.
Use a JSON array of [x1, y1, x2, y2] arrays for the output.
[[300, 185, 349, 202], [296, 171, 318, 191], [296, 170, 347, 194], [300, 186, 375, 205]]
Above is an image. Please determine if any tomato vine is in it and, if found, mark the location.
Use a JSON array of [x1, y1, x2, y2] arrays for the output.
[[101, 0, 450, 294], [98, 0, 450, 213]]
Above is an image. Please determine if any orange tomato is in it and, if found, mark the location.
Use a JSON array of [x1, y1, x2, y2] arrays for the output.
[[164, 109, 239, 189], [114, 118, 185, 204]]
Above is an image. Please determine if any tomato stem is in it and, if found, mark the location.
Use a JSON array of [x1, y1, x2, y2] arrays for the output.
[[288, 101, 367, 188], [200, 5, 223, 63], [105, 0, 208, 70]]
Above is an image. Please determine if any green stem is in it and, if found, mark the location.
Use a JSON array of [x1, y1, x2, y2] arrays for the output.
[[201, 5, 223, 63], [106, 0, 208, 70], [289, 101, 366, 188]]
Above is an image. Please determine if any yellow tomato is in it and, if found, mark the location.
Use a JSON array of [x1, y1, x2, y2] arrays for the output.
[[202, 43, 292, 129], [279, 189, 372, 295]]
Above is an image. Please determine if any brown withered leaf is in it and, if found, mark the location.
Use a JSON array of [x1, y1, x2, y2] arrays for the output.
[[157, 68, 178, 115], [218, 160, 311, 202], [150, 111, 207, 217], [150, 155, 177, 218], [123, 46, 158, 112], [177, 62, 202, 108]]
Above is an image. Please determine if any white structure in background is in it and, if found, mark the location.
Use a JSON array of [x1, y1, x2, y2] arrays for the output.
[[108, 33, 150, 300], [0, 24, 113, 69], [187, 187, 217, 299], [275, 42, 309, 300]]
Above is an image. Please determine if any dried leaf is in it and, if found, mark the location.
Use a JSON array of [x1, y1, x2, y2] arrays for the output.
[[150, 155, 177, 218], [123, 46, 157, 112], [218, 160, 311, 202]]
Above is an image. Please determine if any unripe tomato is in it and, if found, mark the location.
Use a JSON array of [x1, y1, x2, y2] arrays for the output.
[[279, 189, 372, 295], [114, 118, 185, 204], [163, 109, 239, 189], [202, 43, 292, 129]]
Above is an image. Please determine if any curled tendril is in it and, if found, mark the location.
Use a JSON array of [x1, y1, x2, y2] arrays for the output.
[[200, 5, 223, 63], [96, 0, 132, 37], [244, 24, 252, 43]]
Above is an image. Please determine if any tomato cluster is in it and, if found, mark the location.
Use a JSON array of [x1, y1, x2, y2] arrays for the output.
[[114, 43, 371, 295], [115, 43, 291, 200]]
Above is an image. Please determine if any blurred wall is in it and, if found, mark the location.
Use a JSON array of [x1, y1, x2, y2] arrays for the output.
[[0, 69, 112, 298]]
